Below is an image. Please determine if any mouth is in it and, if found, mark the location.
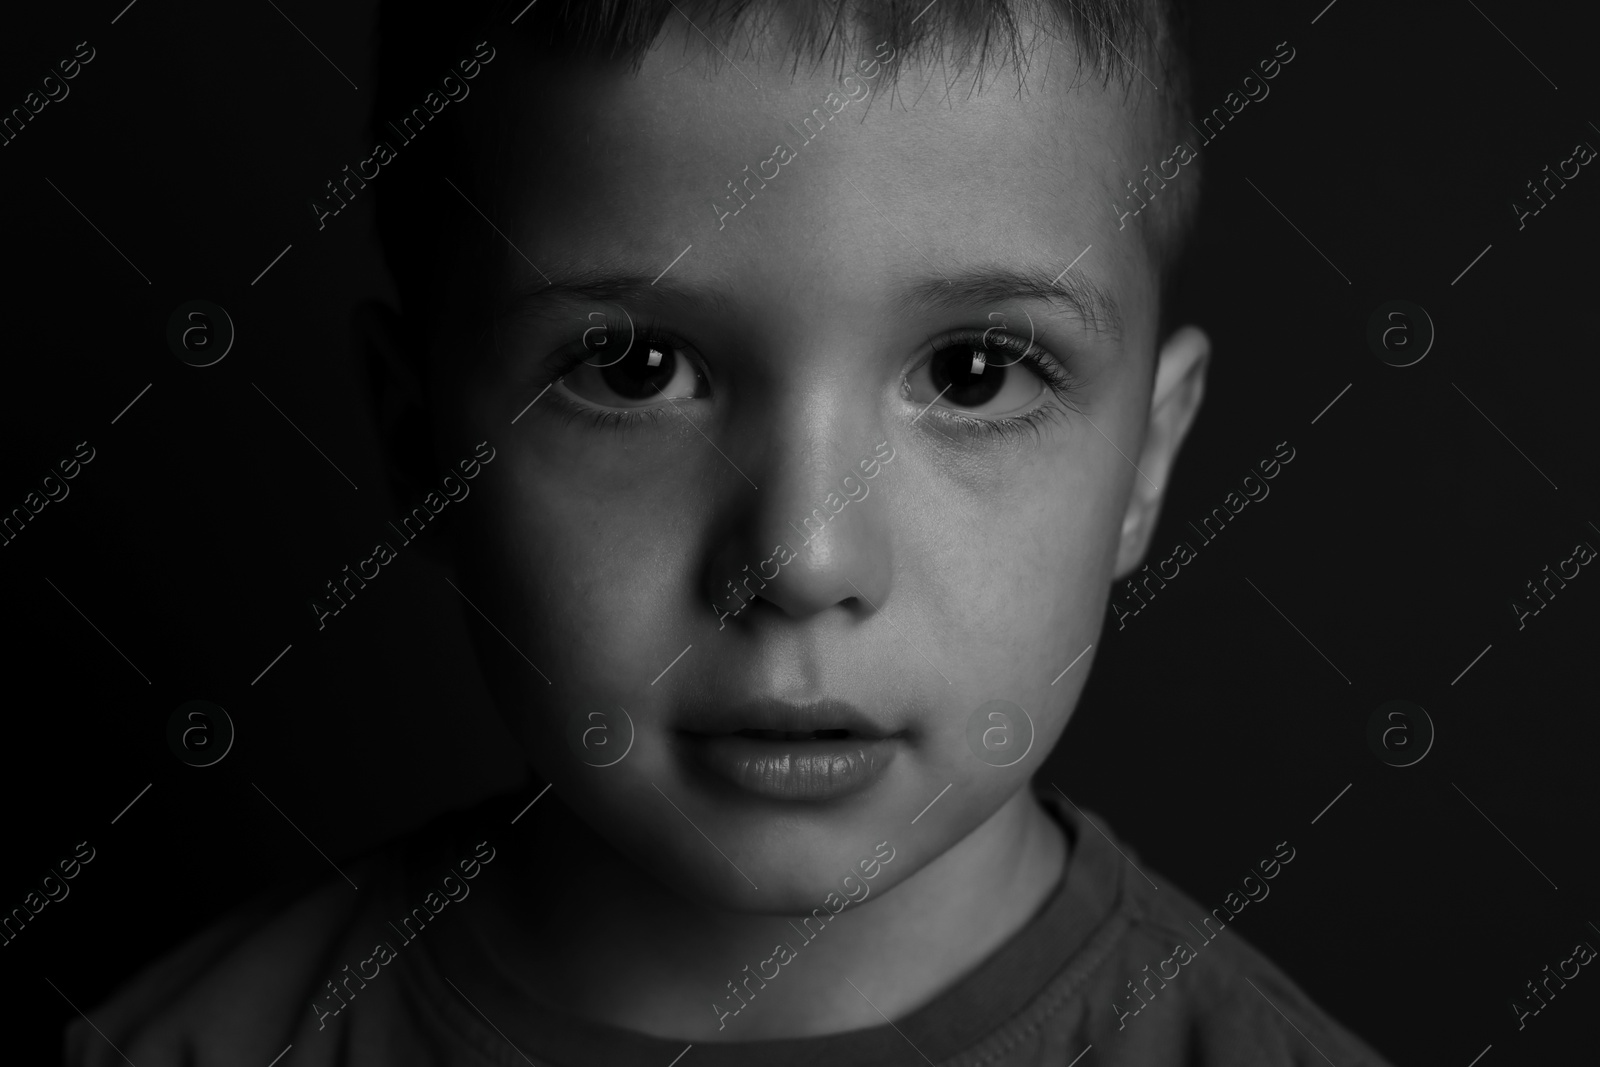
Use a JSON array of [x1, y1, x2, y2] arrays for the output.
[[726, 727, 855, 741], [676, 700, 904, 801]]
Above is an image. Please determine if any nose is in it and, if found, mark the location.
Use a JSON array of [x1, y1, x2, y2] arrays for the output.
[[705, 435, 896, 626]]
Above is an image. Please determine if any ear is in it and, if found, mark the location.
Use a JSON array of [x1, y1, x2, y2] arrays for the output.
[[1113, 324, 1210, 578], [354, 299, 451, 564]]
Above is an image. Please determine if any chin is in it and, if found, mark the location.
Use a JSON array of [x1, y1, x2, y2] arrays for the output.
[[546, 753, 916, 916]]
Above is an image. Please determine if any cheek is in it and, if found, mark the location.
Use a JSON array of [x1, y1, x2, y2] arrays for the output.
[[924, 465, 1116, 676], [454, 473, 700, 845], [894, 452, 1117, 788], [492, 467, 685, 613], [455, 453, 700, 725]]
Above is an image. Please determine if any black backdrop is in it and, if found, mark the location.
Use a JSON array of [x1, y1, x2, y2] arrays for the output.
[[2, 1, 1596, 1064]]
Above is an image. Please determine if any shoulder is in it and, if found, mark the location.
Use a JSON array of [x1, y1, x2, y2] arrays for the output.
[[63, 851, 399, 1067], [1095, 842, 1396, 1066], [1032, 800, 1393, 1066], [62, 792, 527, 1067]]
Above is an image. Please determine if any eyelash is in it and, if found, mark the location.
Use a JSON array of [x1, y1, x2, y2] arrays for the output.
[[913, 329, 1082, 445], [532, 317, 1083, 442], [539, 315, 693, 433]]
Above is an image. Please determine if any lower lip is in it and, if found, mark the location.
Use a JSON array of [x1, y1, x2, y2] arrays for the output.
[[680, 735, 899, 801]]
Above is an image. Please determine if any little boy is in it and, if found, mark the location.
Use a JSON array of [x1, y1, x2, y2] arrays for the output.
[[68, 1, 1396, 1063]]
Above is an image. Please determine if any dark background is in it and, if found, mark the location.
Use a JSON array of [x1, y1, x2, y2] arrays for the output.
[[2, 1, 1596, 1064]]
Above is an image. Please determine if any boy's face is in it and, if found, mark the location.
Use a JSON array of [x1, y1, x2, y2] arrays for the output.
[[416, 23, 1203, 912]]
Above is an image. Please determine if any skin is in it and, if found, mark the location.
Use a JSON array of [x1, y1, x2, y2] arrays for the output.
[[365, 15, 1209, 1043]]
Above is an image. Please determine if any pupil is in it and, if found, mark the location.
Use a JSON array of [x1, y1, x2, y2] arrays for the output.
[[932, 345, 1005, 408], [602, 343, 678, 400]]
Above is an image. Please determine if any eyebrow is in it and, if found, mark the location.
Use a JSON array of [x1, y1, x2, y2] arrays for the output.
[[890, 266, 1123, 339], [496, 270, 731, 321], [499, 262, 1123, 337]]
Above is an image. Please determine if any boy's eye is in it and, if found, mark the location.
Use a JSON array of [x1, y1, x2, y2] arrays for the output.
[[908, 337, 1046, 417], [560, 338, 709, 408]]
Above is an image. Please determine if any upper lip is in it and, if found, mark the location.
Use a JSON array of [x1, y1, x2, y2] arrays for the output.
[[676, 698, 898, 741]]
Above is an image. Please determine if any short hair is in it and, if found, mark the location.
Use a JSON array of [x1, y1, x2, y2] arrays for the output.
[[370, 0, 1198, 344]]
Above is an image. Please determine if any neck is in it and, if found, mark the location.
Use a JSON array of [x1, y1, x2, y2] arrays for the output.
[[462, 787, 1067, 1041]]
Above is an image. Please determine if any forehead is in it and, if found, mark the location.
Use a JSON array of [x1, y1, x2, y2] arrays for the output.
[[464, 23, 1157, 340]]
